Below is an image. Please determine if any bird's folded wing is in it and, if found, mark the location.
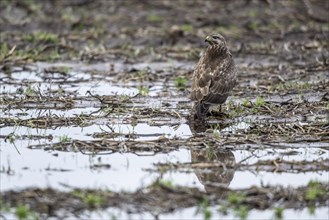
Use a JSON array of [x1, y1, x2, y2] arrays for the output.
[[191, 56, 236, 104]]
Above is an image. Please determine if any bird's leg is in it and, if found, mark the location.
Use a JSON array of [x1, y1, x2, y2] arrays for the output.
[[193, 102, 210, 120], [211, 104, 229, 119]]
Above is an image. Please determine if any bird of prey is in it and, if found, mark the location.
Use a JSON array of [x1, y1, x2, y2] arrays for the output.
[[191, 34, 237, 119]]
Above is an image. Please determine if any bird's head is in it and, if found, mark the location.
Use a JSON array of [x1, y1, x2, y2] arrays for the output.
[[205, 34, 226, 48]]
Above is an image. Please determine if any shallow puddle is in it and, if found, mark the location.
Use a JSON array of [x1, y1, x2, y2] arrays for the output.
[[1, 60, 328, 219], [82, 206, 329, 220]]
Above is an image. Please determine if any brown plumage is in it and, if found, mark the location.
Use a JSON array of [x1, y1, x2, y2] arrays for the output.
[[191, 34, 237, 119]]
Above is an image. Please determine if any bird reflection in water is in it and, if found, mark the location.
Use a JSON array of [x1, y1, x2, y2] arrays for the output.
[[188, 119, 236, 195]]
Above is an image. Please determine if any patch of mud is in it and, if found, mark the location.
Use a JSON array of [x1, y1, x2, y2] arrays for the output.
[[1, 182, 328, 219]]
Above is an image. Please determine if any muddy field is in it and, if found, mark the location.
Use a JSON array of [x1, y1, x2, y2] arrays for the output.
[[1, 0, 329, 219]]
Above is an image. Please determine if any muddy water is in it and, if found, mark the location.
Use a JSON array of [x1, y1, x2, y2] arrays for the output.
[[1, 61, 328, 219]]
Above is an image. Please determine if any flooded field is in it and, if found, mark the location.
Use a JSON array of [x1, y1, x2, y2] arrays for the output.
[[1, 1, 328, 219]]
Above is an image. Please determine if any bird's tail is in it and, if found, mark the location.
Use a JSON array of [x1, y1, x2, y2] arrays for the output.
[[193, 102, 210, 119]]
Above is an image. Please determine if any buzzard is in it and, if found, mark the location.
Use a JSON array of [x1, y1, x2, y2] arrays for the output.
[[191, 34, 237, 119]]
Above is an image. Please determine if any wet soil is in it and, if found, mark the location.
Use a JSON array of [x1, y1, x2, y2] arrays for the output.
[[0, 0, 328, 219]]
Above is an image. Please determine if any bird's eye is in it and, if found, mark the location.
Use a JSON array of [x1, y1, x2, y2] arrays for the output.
[[212, 35, 219, 39]]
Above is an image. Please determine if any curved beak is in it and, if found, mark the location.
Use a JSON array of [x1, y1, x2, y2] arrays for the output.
[[205, 35, 212, 43]]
